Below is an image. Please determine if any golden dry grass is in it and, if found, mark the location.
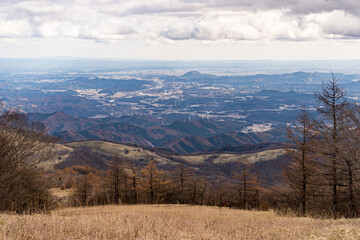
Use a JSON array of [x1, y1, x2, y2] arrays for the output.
[[65, 141, 286, 166], [66, 141, 173, 166], [181, 149, 286, 164], [37, 144, 74, 170], [1, 205, 360, 240], [44, 141, 286, 170]]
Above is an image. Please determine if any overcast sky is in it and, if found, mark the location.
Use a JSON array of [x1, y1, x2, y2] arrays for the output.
[[1, 0, 360, 60]]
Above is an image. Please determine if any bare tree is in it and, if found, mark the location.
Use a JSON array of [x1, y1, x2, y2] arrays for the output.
[[232, 162, 253, 209], [283, 107, 320, 216], [130, 163, 139, 204], [139, 160, 171, 204], [314, 75, 348, 217], [173, 163, 193, 203], [195, 175, 208, 205], [105, 155, 123, 204], [0, 111, 54, 213], [72, 165, 98, 206], [334, 105, 360, 217]]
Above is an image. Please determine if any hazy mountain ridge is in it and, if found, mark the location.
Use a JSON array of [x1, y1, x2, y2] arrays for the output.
[[30, 110, 287, 153], [29, 111, 97, 134], [163, 71, 358, 86], [162, 128, 287, 153], [39, 77, 153, 91], [29, 112, 285, 153]]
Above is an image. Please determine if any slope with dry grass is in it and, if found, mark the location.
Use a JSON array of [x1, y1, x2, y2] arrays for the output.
[[1, 205, 360, 240], [45, 140, 286, 170]]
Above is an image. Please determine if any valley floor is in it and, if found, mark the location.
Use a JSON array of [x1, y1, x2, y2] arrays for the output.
[[1, 205, 360, 240]]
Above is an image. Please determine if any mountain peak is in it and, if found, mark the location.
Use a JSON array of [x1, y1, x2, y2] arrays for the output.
[[50, 111, 68, 116], [49, 111, 73, 118], [181, 71, 203, 78], [181, 71, 217, 80]]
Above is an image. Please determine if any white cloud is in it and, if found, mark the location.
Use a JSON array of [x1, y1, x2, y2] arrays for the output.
[[308, 10, 360, 38], [162, 10, 324, 41], [0, 0, 360, 43], [0, 19, 32, 37]]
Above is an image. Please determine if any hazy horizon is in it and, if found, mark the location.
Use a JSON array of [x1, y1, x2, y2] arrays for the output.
[[1, 58, 360, 75]]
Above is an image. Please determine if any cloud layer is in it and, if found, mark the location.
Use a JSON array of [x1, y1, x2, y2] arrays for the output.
[[0, 0, 360, 42]]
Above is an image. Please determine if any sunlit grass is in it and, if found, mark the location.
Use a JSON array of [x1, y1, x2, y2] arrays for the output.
[[1, 205, 360, 239]]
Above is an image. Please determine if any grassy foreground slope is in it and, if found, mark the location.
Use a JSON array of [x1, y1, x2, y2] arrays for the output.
[[1, 205, 360, 240]]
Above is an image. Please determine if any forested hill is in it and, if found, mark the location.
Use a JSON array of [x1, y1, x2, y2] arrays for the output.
[[29, 111, 287, 154]]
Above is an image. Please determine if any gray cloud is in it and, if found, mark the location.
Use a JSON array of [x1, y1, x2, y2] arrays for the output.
[[0, 1, 138, 40], [162, 11, 322, 41], [100, 0, 360, 16], [0, 0, 360, 42], [207, 0, 360, 15]]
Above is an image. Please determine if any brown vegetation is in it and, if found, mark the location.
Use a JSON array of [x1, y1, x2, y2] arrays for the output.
[[0, 111, 54, 213], [1, 205, 360, 240], [277, 76, 360, 218]]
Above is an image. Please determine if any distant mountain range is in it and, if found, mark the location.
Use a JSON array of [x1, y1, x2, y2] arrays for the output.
[[163, 71, 359, 86], [162, 128, 287, 153], [39, 77, 152, 91], [29, 111, 287, 153], [13, 71, 346, 153]]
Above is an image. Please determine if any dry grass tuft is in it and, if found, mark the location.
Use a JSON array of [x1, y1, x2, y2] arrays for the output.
[[1, 205, 360, 239]]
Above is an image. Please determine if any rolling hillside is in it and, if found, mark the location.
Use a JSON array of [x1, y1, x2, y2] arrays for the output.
[[42, 140, 289, 185], [29, 111, 287, 153], [29, 111, 97, 134]]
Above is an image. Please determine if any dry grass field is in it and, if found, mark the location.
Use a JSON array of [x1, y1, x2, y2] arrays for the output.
[[1, 205, 360, 240], [181, 149, 286, 164]]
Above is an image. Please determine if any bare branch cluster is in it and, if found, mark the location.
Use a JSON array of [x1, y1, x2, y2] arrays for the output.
[[281, 75, 360, 218], [0, 111, 55, 213]]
